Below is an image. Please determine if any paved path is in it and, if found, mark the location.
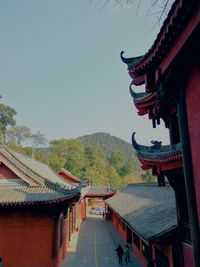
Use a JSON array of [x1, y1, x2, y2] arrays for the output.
[[62, 215, 142, 267]]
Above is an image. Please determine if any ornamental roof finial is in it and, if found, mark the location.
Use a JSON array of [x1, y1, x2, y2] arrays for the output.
[[131, 132, 140, 150], [120, 51, 144, 68], [120, 51, 134, 64]]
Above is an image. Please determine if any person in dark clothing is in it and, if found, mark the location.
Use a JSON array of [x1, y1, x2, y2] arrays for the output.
[[125, 244, 131, 264], [115, 244, 124, 265]]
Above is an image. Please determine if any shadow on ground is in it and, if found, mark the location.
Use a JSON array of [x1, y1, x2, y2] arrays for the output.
[[62, 215, 142, 267]]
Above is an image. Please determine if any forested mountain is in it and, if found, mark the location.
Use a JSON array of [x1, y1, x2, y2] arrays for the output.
[[1, 94, 154, 189], [77, 132, 135, 159], [6, 131, 155, 189]]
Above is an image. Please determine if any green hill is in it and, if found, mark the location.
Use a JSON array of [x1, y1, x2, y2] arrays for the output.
[[77, 132, 144, 174], [19, 132, 154, 188], [77, 132, 135, 159]]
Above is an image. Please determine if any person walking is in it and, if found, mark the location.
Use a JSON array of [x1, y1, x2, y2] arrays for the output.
[[125, 244, 131, 264], [115, 244, 124, 265]]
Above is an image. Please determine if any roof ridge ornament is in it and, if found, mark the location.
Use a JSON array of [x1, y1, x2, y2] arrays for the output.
[[120, 51, 134, 64], [120, 51, 144, 68], [131, 132, 140, 150], [151, 140, 162, 149]]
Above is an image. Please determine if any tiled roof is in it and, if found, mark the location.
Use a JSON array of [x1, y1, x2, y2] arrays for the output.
[[105, 184, 177, 242], [132, 133, 182, 163], [86, 186, 116, 196], [129, 85, 152, 101], [121, 1, 199, 75], [2, 147, 72, 187], [58, 168, 81, 183], [0, 185, 79, 206], [0, 146, 80, 206], [129, 84, 157, 111]]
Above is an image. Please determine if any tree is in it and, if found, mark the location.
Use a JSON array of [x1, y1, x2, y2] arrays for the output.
[[107, 165, 124, 190], [118, 161, 132, 176], [7, 125, 31, 147], [47, 139, 69, 171], [109, 150, 124, 170], [64, 139, 85, 177], [96, 0, 173, 24], [50, 139, 69, 157], [30, 131, 47, 159], [140, 170, 156, 183], [83, 146, 108, 185], [0, 96, 16, 144]]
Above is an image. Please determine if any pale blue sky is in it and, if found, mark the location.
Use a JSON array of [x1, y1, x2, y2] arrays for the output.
[[0, 0, 169, 144]]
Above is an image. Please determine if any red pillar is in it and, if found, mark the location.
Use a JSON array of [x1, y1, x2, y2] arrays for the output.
[[52, 215, 60, 267], [62, 215, 67, 259]]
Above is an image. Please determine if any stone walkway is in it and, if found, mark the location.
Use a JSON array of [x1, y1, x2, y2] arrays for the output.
[[62, 215, 142, 267]]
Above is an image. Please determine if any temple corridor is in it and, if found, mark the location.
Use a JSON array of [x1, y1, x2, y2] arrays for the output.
[[61, 215, 142, 267]]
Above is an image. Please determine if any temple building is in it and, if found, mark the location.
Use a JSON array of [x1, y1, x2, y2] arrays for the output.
[[0, 146, 81, 267], [121, 0, 200, 266], [85, 185, 116, 211], [57, 168, 86, 235], [105, 184, 178, 267], [57, 168, 81, 185], [57, 169, 115, 232]]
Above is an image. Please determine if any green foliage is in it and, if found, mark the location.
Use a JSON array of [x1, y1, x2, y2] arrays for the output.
[[107, 165, 124, 190], [78, 132, 136, 159], [5, 126, 155, 188], [118, 162, 133, 176], [64, 139, 85, 177], [0, 97, 16, 143], [48, 139, 69, 171], [82, 146, 108, 185], [31, 133, 156, 189], [7, 126, 31, 147], [140, 170, 156, 183], [31, 131, 46, 147], [110, 150, 124, 169], [43, 133, 150, 189], [0, 97, 154, 188]]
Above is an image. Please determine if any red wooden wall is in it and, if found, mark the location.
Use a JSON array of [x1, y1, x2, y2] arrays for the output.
[[186, 64, 200, 225], [0, 211, 69, 267], [0, 164, 19, 179], [109, 208, 174, 267]]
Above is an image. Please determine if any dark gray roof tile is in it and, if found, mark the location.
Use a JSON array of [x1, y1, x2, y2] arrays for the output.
[[105, 184, 177, 242], [0, 146, 81, 206], [87, 186, 115, 195]]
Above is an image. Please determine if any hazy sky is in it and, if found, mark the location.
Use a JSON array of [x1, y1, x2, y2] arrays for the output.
[[0, 0, 170, 144]]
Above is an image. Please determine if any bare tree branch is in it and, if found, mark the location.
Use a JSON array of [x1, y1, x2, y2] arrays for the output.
[[94, 0, 173, 25], [158, 0, 170, 22]]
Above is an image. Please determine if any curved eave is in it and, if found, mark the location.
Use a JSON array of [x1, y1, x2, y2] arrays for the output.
[[0, 189, 81, 208], [85, 192, 116, 198], [130, 84, 156, 103], [137, 152, 182, 165], [134, 93, 156, 104], [130, 85, 157, 115], [132, 132, 182, 166], [58, 168, 81, 183], [133, 93, 157, 108], [121, 1, 199, 79]]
